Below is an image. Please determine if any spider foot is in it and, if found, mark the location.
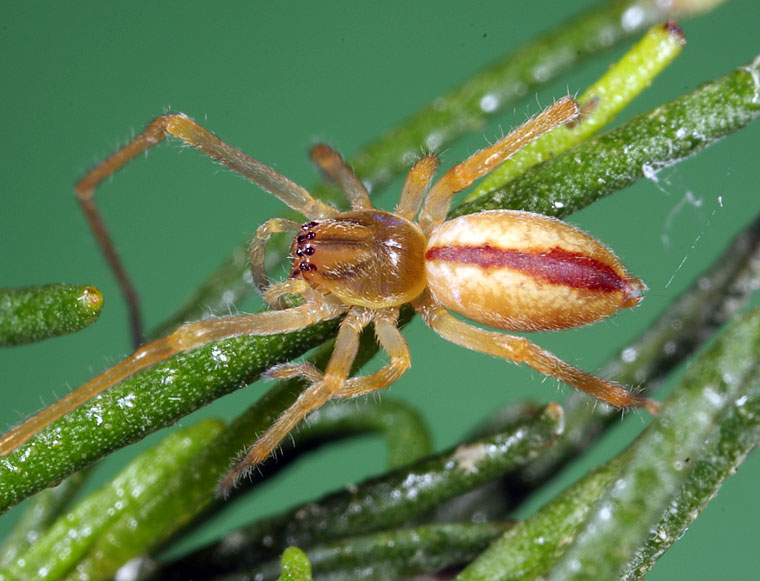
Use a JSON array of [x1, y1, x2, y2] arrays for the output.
[[264, 361, 324, 383]]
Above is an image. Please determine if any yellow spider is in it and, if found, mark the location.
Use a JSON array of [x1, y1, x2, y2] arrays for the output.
[[0, 96, 657, 493]]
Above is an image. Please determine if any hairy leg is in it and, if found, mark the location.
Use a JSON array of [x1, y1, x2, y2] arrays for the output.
[[220, 306, 374, 493], [249, 218, 302, 294], [414, 293, 659, 414], [395, 154, 440, 220], [418, 97, 580, 233], [265, 307, 411, 398], [334, 308, 411, 397], [0, 284, 346, 456], [76, 113, 337, 345], [310, 144, 372, 210]]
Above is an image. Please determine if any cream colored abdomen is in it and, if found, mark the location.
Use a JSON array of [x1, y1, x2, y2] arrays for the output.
[[424, 210, 645, 332]]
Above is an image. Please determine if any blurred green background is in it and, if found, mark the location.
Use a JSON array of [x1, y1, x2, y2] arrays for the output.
[[1, 1, 759, 578]]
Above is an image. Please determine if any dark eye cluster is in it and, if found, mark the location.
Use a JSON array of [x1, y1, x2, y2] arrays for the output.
[[291, 222, 319, 277]]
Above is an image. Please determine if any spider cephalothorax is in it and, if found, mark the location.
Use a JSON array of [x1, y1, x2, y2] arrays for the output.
[[289, 210, 428, 308], [0, 96, 658, 493]]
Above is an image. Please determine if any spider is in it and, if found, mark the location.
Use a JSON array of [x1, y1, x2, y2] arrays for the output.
[[0, 96, 658, 493]]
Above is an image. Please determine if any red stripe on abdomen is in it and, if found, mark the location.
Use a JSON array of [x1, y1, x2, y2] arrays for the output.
[[425, 245, 626, 293]]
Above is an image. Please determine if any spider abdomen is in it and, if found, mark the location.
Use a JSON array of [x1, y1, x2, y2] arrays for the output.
[[291, 209, 427, 308], [424, 210, 646, 332]]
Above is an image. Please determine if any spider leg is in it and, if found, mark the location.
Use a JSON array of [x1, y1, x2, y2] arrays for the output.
[[334, 307, 411, 397], [0, 283, 347, 456], [413, 293, 660, 415], [76, 113, 338, 346], [265, 307, 411, 398], [249, 218, 302, 295], [265, 361, 324, 383], [220, 306, 374, 493], [261, 278, 326, 309], [418, 97, 580, 233], [395, 155, 440, 220], [310, 144, 372, 210]]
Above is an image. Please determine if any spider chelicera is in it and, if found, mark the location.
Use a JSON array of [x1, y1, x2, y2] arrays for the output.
[[0, 96, 658, 492]]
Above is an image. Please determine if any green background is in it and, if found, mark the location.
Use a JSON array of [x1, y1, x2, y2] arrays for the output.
[[1, 1, 759, 578]]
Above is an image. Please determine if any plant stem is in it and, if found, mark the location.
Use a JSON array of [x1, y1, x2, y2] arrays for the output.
[[468, 21, 686, 201], [0, 469, 91, 569], [0, 284, 102, 346], [457, 305, 760, 580], [246, 522, 512, 581], [0, 317, 340, 513], [453, 54, 760, 218], [154, 404, 562, 579], [546, 306, 760, 580], [0, 420, 224, 581]]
